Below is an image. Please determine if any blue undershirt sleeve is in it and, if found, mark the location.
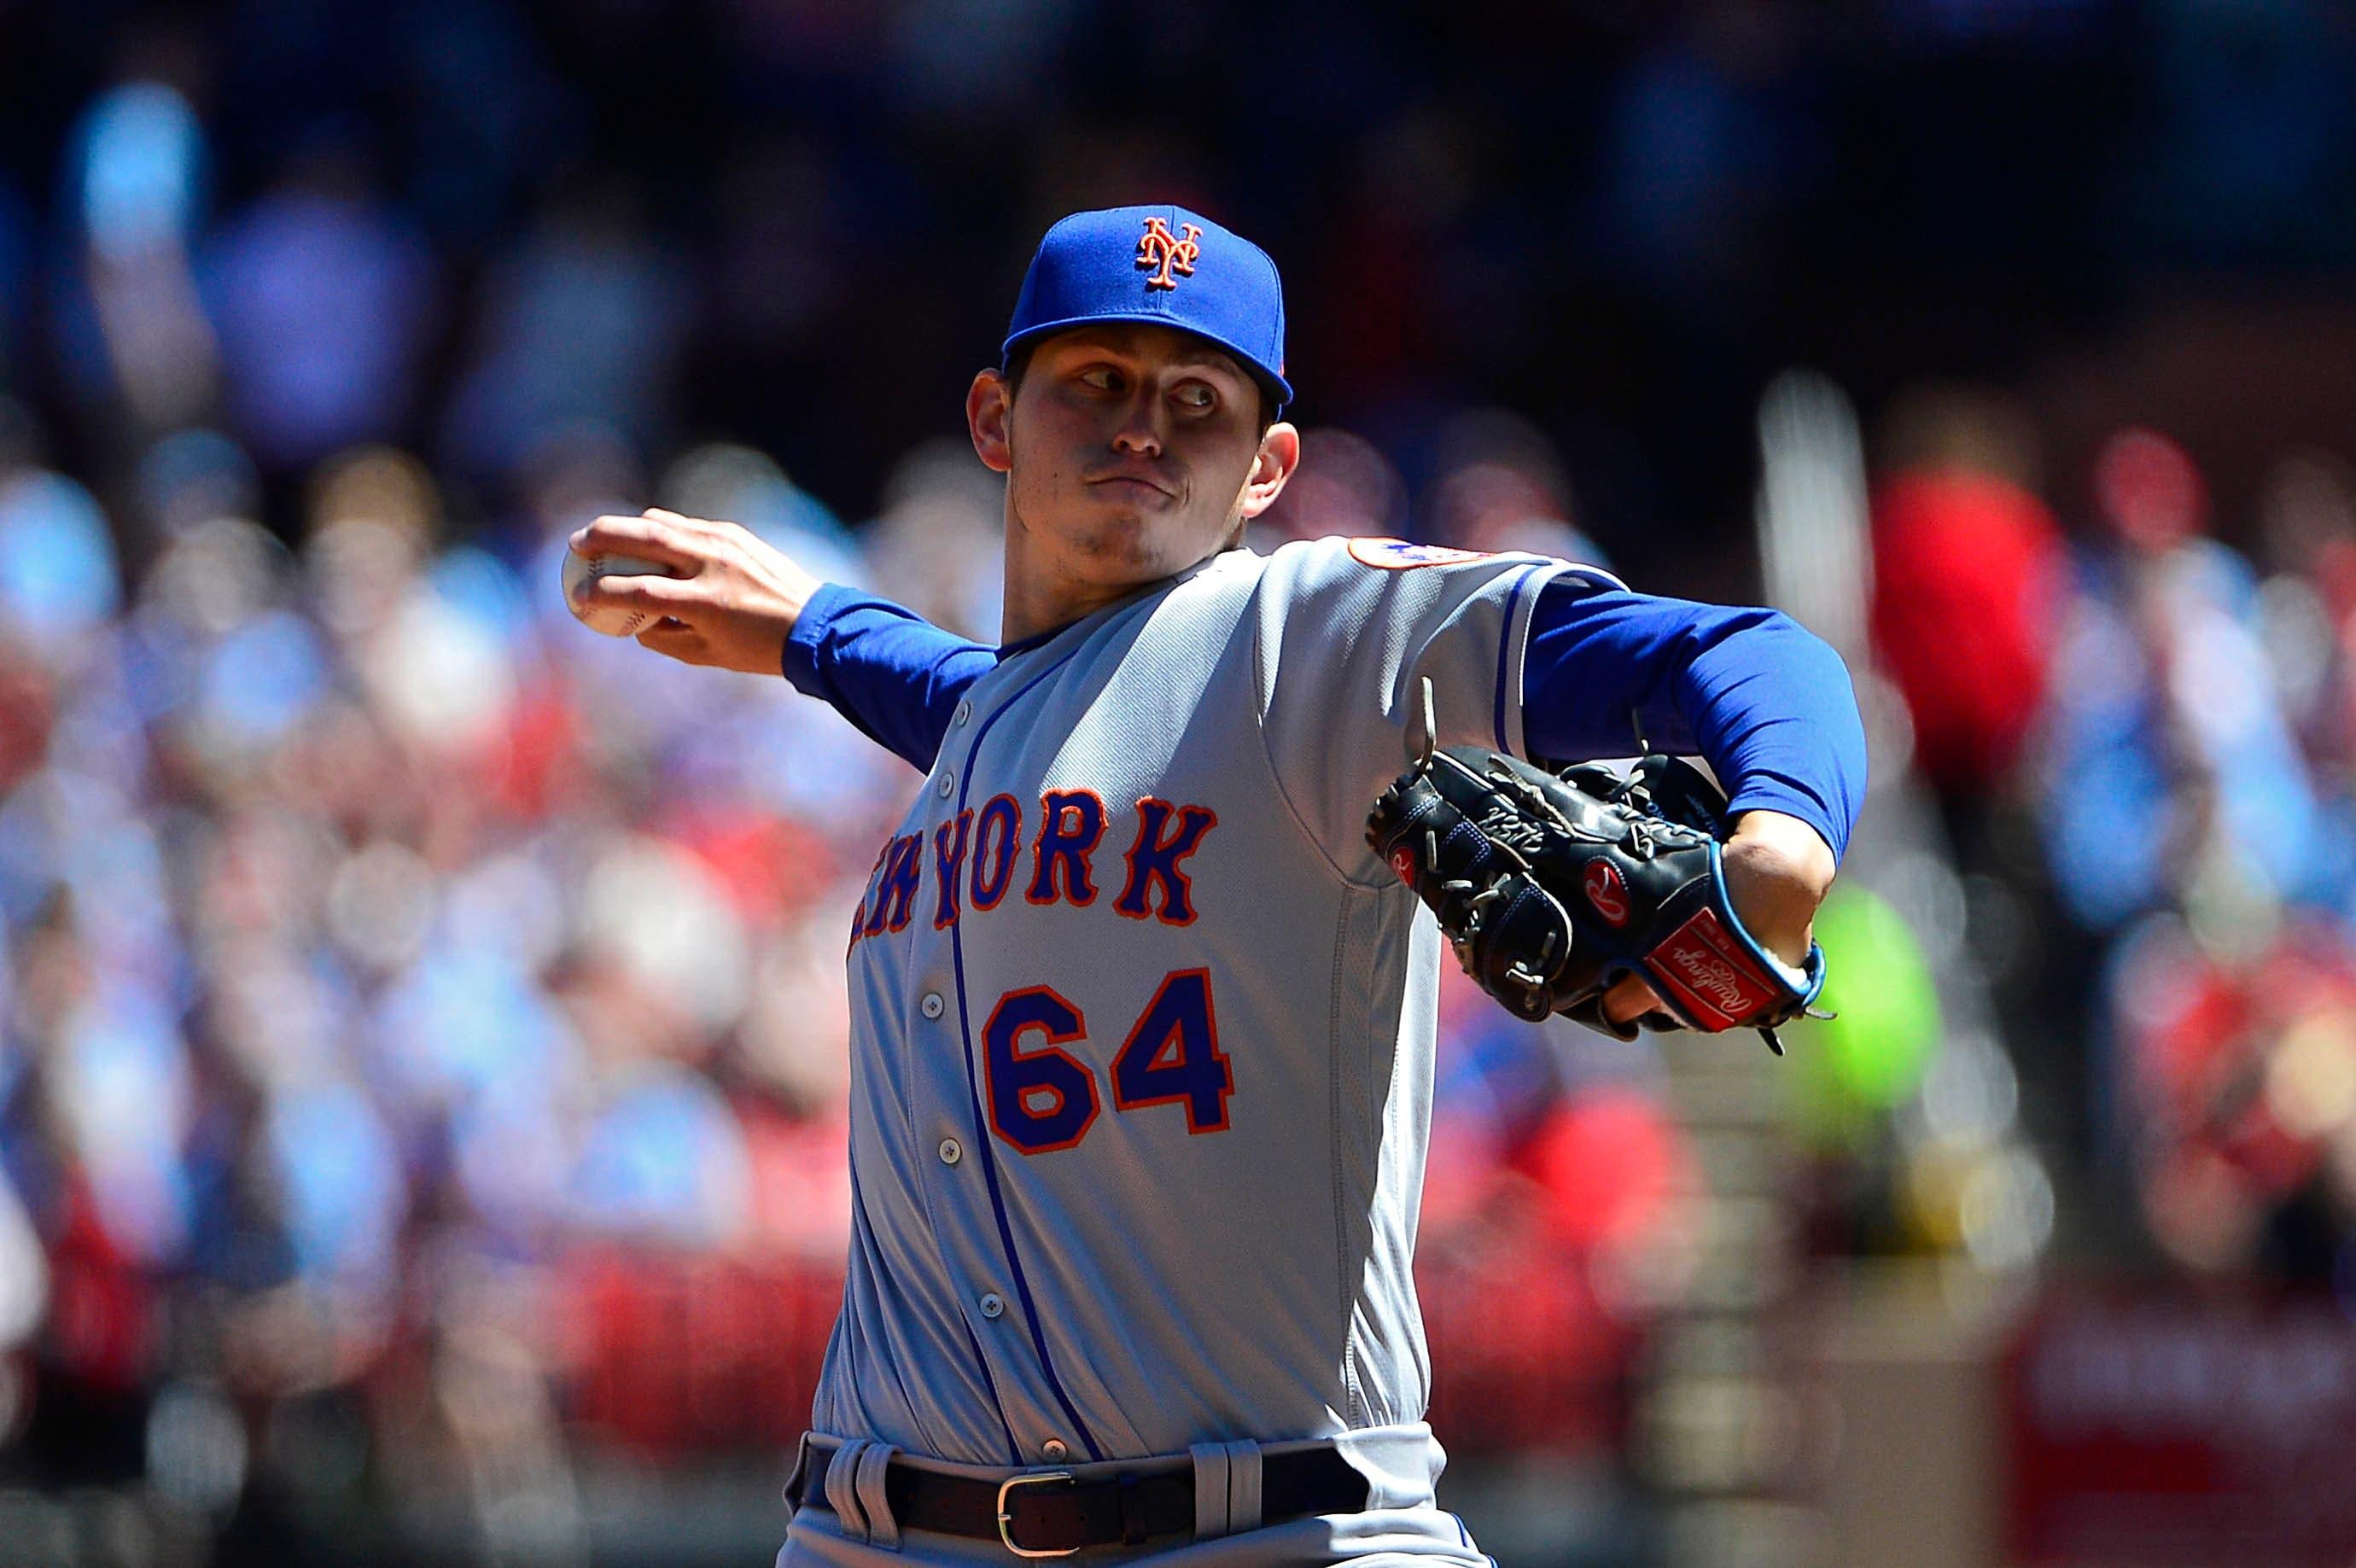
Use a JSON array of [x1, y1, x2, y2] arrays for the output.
[[1521, 575, 1869, 862], [780, 583, 996, 772]]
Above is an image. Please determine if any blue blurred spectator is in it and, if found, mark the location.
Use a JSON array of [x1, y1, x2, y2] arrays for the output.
[[51, 83, 219, 431], [0, 470, 121, 663], [201, 142, 436, 468], [439, 179, 687, 479], [2040, 429, 2347, 930]]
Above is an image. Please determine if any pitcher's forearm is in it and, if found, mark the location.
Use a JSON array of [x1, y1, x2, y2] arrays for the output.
[[1722, 808, 1838, 966]]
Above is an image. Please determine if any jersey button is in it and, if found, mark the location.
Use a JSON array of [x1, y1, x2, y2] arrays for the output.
[[921, 992, 944, 1019], [953, 701, 971, 726], [1041, 1440, 1068, 1460], [978, 1292, 1005, 1320], [936, 771, 954, 798], [937, 1137, 962, 1166]]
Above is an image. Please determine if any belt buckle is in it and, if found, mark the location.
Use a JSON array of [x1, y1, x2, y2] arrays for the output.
[[995, 1470, 1077, 1559]]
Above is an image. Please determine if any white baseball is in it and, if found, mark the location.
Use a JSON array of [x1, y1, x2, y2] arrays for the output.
[[563, 548, 682, 638]]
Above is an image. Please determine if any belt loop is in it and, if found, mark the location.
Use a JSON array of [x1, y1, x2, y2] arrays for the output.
[[1222, 1439, 1263, 1532], [1189, 1443, 1233, 1539], [783, 1433, 815, 1513], [853, 1441, 901, 1551], [825, 1438, 871, 1542]]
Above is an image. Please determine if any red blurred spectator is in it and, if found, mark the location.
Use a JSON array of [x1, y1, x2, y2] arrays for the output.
[[1513, 1087, 1690, 1255], [1869, 387, 2069, 793], [2094, 426, 2209, 556]]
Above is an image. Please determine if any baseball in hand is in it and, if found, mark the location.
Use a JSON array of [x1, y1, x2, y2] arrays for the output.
[[563, 548, 682, 637]]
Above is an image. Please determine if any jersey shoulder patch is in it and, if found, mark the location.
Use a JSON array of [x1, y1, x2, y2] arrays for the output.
[[1344, 537, 1501, 570]]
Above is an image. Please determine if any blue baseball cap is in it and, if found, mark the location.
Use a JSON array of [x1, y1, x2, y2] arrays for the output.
[[1001, 204, 1292, 414]]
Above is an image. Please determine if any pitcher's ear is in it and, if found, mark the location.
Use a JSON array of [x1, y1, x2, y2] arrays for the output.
[[1238, 422, 1301, 519], [968, 369, 1015, 475]]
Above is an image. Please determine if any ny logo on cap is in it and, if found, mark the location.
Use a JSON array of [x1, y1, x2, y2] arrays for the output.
[[1135, 217, 1203, 290]]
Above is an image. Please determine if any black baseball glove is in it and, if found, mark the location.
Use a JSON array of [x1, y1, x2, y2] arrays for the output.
[[1367, 744, 1825, 1053]]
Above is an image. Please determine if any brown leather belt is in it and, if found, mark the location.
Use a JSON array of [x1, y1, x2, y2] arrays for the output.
[[790, 1442, 1367, 1557]]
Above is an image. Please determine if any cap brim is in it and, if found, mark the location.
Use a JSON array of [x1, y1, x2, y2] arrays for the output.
[[1000, 313, 1292, 413]]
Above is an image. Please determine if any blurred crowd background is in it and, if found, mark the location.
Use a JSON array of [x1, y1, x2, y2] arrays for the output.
[[6, 2, 2356, 1565]]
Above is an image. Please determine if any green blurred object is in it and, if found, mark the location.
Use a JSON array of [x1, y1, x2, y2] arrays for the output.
[[1784, 884, 1941, 1143]]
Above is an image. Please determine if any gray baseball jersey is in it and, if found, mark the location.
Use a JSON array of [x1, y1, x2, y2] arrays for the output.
[[800, 534, 1612, 1536]]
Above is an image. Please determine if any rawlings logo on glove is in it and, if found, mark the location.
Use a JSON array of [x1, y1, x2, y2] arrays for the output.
[[1365, 732, 1825, 1054]]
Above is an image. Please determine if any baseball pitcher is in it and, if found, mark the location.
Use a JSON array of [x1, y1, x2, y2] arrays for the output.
[[569, 204, 1867, 1565]]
